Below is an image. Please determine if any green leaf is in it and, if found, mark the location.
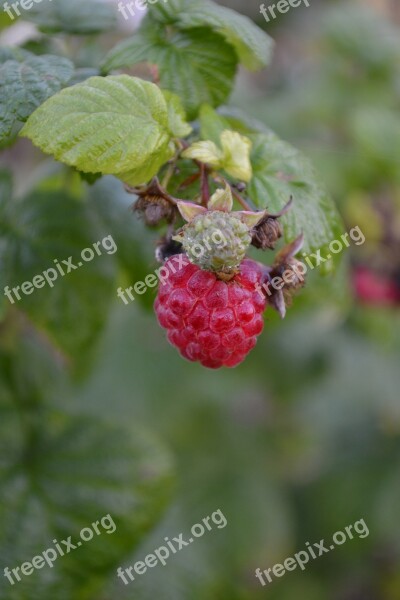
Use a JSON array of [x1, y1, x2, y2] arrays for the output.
[[145, 0, 183, 22], [147, 0, 274, 70], [219, 105, 271, 135], [25, 0, 117, 34], [102, 27, 237, 119], [77, 170, 102, 186], [21, 75, 175, 186], [162, 90, 192, 138], [182, 139, 223, 166], [0, 54, 73, 143], [182, 130, 253, 182], [247, 132, 343, 266], [0, 345, 174, 599], [0, 189, 116, 365], [199, 104, 270, 145], [199, 104, 231, 145]]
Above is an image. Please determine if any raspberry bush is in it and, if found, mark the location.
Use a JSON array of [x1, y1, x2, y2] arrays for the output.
[[0, 0, 342, 371], [3, 1, 397, 600]]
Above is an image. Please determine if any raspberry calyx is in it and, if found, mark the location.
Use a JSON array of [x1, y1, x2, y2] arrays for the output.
[[174, 185, 266, 275]]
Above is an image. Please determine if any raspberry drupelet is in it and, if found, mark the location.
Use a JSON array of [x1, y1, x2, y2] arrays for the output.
[[154, 254, 267, 369]]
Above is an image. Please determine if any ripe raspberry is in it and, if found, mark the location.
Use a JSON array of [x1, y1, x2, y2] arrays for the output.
[[154, 255, 267, 369]]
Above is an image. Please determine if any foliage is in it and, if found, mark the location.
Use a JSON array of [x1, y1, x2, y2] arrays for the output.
[[1, 1, 396, 599]]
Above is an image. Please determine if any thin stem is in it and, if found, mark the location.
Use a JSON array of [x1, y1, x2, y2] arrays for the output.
[[200, 164, 210, 207], [178, 171, 201, 191], [230, 187, 252, 211], [161, 160, 177, 189]]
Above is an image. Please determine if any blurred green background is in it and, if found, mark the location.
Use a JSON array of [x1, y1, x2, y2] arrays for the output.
[[1, 0, 400, 599]]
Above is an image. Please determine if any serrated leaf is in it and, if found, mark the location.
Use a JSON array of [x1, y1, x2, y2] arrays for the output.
[[147, 0, 274, 70], [0, 350, 174, 599], [0, 55, 73, 143], [0, 189, 116, 364], [102, 26, 237, 119], [247, 132, 343, 266], [25, 0, 117, 34], [21, 75, 175, 186]]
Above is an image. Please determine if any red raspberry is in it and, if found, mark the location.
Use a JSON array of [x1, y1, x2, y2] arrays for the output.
[[154, 255, 267, 369], [353, 266, 400, 306]]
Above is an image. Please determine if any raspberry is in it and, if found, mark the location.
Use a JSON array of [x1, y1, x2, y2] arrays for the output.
[[154, 255, 267, 369], [353, 266, 400, 306]]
